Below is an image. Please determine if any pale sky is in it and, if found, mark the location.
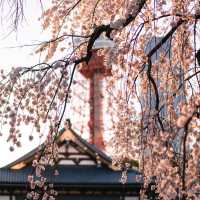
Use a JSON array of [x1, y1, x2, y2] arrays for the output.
[[0, 1, 52, 167], [0, 0, 91, 168]]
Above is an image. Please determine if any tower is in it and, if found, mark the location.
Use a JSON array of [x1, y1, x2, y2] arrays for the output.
[[78, 36, 114, 150]]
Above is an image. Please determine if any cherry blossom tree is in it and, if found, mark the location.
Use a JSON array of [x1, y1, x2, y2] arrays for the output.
[[0, 0, 200, 199]]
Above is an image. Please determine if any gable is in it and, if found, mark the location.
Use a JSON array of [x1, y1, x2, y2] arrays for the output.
[[5, 128, 113, 170], [57, 141, 99, 166], [57, 129, 112, 168]]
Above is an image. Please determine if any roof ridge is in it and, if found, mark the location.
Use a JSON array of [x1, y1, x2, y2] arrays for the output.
[[3, 125, 112, 169]]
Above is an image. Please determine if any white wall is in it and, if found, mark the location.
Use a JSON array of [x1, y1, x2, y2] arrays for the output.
[[0, 196, 10, 200]]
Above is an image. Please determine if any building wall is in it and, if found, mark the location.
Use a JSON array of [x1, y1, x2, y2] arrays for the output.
[[0, 196, 10, 200]]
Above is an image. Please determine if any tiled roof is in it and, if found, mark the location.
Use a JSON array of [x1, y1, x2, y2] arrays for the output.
[[0, 124, 142, 194], [0, 165, 142, 186]]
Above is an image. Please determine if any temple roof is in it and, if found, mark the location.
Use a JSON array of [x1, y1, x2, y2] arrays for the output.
[[4, 124, 112, 170], [0, 123, 142, 192], [0, 165, 141, 186]]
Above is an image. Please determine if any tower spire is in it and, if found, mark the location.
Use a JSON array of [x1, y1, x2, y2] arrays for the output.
[[78, 36, 114, 150]]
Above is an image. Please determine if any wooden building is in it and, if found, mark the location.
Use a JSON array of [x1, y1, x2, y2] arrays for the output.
[[0, 125, 142, 200]]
